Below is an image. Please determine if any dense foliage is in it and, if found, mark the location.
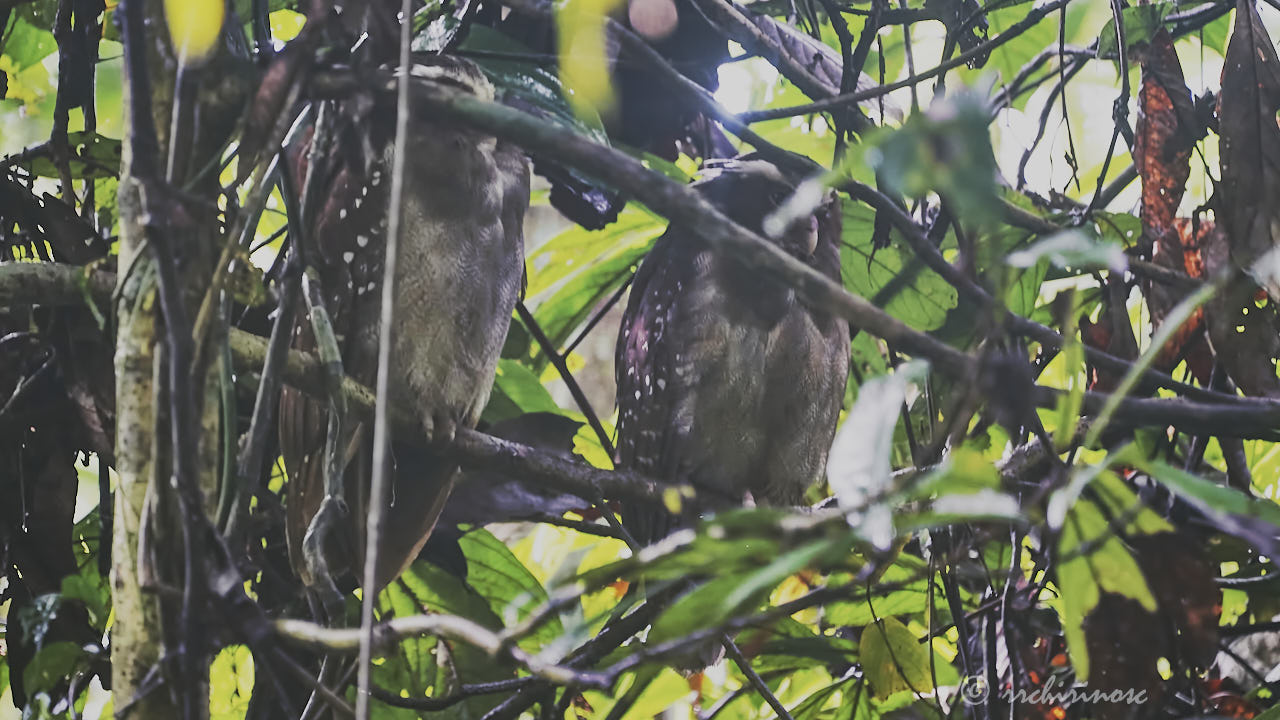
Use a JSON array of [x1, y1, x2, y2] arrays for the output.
[[4, 0, 1280, 718]]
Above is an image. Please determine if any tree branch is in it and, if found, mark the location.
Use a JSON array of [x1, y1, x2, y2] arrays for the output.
[[310, 70, 978, 377], [737, 0, 1072, 123], [275, 616, 610, 689]]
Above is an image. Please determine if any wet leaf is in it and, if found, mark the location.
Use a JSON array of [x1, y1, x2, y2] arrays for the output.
[[1007, 228, 1127, 273], [1146, 220, 1214, 384], [827, 361, 929, 544], [1201, 223, 1280, 396]]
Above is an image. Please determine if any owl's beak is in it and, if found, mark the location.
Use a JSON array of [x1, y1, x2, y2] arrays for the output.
[[804, 214, 820, 257]]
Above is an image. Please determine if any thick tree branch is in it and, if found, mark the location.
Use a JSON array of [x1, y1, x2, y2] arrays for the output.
[[6, 262, 1280, 472], [225, 328, 672, 504], [305, 74, 1280, 431], [311, 71, 978, 376]]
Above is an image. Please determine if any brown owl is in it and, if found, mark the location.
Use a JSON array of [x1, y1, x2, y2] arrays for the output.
[[615, 159, 850, 543], [279, 56, 529, 592]]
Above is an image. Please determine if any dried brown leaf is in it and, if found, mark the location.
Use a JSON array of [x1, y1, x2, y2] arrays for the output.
[[1135, 28, 1195, 242], [1217, 0, 1280, 298]]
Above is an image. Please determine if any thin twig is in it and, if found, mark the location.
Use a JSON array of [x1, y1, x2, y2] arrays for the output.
[[839, 179, 1252, 406], [369, 679, 528, 711], [516, 301, 614, 456], [739, 0, 1073, 123], [357, 0, 414, 716], [721, 634, 794, 720], [1085, 0, 1132, 214]]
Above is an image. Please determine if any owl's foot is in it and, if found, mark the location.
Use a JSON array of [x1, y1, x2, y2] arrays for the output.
[[422, 410, 458, 446]]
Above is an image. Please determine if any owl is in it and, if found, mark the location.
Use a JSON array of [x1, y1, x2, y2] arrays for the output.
[[279, 56, 529, 591], [615, 159, 850, 543]]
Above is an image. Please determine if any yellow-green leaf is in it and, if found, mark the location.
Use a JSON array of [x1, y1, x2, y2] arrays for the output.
[[164, 0, 225, 63]]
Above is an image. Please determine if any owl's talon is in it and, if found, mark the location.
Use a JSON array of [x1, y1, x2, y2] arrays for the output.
[[426, 412, 457, 446]]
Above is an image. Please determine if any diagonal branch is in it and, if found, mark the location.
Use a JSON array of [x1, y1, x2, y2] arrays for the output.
[[737, 0, 1072, 123], [275, 616, 610, 689]]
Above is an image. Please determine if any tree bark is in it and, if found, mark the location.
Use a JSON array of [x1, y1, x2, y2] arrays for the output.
[[112, 1, 242, 716]]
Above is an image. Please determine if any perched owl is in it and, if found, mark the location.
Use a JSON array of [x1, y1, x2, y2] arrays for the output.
[[279, 56, 529, 591], [615, 159, 850, 544]]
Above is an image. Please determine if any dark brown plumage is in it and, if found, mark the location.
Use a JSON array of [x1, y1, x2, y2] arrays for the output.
[[615, 160, 850, 544], [279, 56, 529, 591]]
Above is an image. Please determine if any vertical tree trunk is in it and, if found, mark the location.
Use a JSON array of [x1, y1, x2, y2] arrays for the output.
[[111, 1, 241, 715]]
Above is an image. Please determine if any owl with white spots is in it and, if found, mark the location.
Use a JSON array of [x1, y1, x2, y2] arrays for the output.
[[614, 159, 850, 543], [279, 56, 529, 590]]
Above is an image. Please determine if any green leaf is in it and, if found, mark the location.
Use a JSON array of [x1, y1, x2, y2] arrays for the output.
[[484, 359, 561, 423], [859, 617, 934, 699], [617, 668, 692, 720], [22, 641, 87, 697], [377, 562, 514, 718], [1097, 3, 1174, 59], [826, 587, 930, 629], [573, 422, 614, 469], [1003, 254, 1048, 318], [868, 92, 1000, 226], [739, 619, 859, 673], [1092, 211, 1144, 249], [525, 208, 662, 299], [841, 202, 958, 331], [458, 529, 563, 651], [648, 572, 760, 645], [898, 491, 1023, 531], [19, 131, 123, 180], [791, 676, 859, 720], [1056, 477, 1161, 681], [60, 568, 110, 631], [1198, 12, 1232, 54], [3, 16, 57, 70], [907, 446, 1001, 499], [1124, 449, 1280, 543], [984, 4, 1062, 99], [723, 538, 851, 611], [210, 645, 255, 720], [528, 208, 662, 351], [380, 581, 437, 697]]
